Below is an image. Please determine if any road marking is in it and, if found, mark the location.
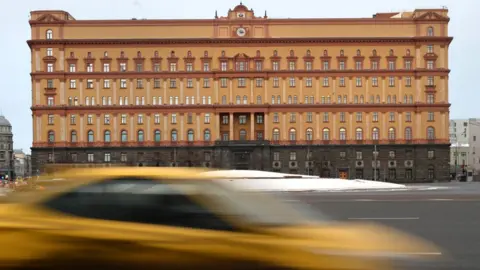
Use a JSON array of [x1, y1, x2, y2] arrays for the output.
[[428, 198, 454, 201], [348, 217, 420, 220], [353, 199, 375, 201]]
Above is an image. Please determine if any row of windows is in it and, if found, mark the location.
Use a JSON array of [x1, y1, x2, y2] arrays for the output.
[[48, 109, 438, 128], [64, 93, 430, 107], [50, 75, 436, 90], [46, 126, 436, 143]]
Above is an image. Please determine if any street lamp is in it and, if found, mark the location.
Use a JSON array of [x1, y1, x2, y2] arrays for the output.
[[48, 135, 55, 164]]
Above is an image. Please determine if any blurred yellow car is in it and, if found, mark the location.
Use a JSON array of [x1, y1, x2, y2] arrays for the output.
[[0, 167, 442, 269]]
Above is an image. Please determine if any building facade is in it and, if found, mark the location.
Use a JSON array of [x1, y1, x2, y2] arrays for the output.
[[13, 149, 32, 178], [28, 5, 452, 182], [449, 118, 480, 176], [0, 115, 14, 179]]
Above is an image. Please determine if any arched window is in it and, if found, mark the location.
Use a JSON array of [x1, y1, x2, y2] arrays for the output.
[[388, 127, 396, 140], [405, 127, 413, 140], [306, 128, 313, 141], [355, 128, 363, 140], [48, 131, 55, 142], [273, 50, 278, 56], [372, 128, 379, 140], [323, 50, 328, 56], [204, 129, 211, 141], [137, 130, 144, 142], [372, 49, 377, 56], [387, 95, 391, 104], [85, 97, 90, 105], [289, 128, 296, 141], [409, 95, 414, 104], [376, 95, 381, 104], [87, 130, 94, 142], [427, 127, 435, 139], [154, 51, 159, 57], [46, 29, 53, 39], [392, 95, 397, 103], [340, 49, 344, 56], [356, 49, 361, 56], [272, 128, 280, 141], [103, 51, 108, 57], [389, 49, 394, 56], [271, 95, 275, 104], [239, 129, 247, 140], [121, 130, 128, 142], [70, 130, 77, 142], [256, 95, 262, 104], [403, 95, 408, 103], [339, 128, 346, 140], [104, 130, 111, 142], [187, 51, 192, 57], [427, 26, 434, 36], [187, 129, 194, 141], [277, 95, 281, 104], [354, 95, 358, 104], [222, 95, 227, 104], [236, 95, 241, 104], [406, 49, 411, 56], [288, 95, 292, 104], [243, 95, 248, 104], [68, 97, 73, 106], [306, 49, 311, 56], [343, 95, 347, 104], [322, 128, 330, 140], [359, 95, 364, 104], [370, 95, 374, 104], [293, 95, 298, 104], [154, 130, 161, 142], [171, 130, 178, 141]]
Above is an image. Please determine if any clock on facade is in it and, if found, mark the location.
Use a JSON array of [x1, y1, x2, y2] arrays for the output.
[[237, 12, 245, 18], [236, 27, 246, 37]]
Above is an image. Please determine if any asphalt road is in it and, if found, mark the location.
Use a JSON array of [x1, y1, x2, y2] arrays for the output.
[[286, 182, 480, 270]]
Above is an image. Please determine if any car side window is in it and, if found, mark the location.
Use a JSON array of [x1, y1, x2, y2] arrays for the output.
[[42, 178, 236, 231]]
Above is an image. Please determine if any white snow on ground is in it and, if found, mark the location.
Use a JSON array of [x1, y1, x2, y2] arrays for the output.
[[201, 170, 406, 191]]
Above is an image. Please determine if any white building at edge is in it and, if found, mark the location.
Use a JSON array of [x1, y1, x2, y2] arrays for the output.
[[449, 118, 480, 174]]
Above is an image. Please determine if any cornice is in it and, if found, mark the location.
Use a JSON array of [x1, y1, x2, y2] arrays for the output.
[[30, 103, 451, 115], [26, 37, 454, 48], [29, 69, 451, 80]]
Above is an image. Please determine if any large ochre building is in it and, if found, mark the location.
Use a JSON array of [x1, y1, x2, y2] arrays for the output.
[[28, 4, 452, 182]]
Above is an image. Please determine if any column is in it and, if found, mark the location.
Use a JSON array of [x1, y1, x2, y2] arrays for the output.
[[59, 49, 65, 71], [35, 80, 41, 105], [299, 113, 304, 140], [366, 114, 370, 139], [163, 81, 167, 103], [96, 79, 100, 102], [229, 113, 234, 140], [96, 114, 101, 142], [264, 113, 269, 140], [441, 113, 447, 138], [330, 77, 335, 99], [382, 113, 387, 139], [196, 114, 201, 140], [381, 77, 386, 102], [315, 113, 320, 139], [299, 78, 303, 103], [264, 80, 268, 102], [215, 113, 220, 140], [415, 76, 421, 102], [129, 114, 134, 140], [36, 116, 42, 141], [250, 80, 254, 104], [415, 45, 421, 69], [282, 78, 286, 103], [416, 113, 421, 138], [163, 114, 169, 140], [59, 79, 65, 104], [113, 114, 118, 141], [129, 79, 134, 103], [229, 79, 233, 103], [196, 79, 200, 104], [282, 113, 286, 140], [112, 79, 117, 104], [214, 79, 219, 103], [250, 112, 255, 140], [79, 79, 84, 103], [441, 77, 447, 102], [349, 113, 353, 139], [146, 114, 151, 141], [79, 115, 84, 141], [35, 49, 40, 71], [365, 77, 370, 99], [348, 77, 353, 103], [146, 79, 151, 104], [398, 76, 403, 100], [60, 116, 66, 141], [180, 79, 184, 103], [332, 113, 337, 139], [180, 114, 184, 141]]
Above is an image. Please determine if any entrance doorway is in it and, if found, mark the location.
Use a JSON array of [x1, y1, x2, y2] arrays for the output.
[[338, 170, 348, 179]]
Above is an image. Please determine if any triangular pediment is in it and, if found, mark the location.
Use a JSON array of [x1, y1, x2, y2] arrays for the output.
[[414, 11, 448, 21], [233, 53, 250, 59], [36, 14, 63, 23]]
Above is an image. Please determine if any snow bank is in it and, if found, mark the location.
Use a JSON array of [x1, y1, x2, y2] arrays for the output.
[[201, 170, 406, 191]]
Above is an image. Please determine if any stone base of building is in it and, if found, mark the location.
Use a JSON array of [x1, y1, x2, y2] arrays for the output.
[[31, 142, 450, 183]]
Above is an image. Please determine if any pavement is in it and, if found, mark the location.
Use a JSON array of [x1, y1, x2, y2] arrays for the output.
[[285, 182, 480, 270]]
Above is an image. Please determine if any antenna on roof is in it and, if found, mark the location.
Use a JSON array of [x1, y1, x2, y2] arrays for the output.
[[441, 5, 447, 9]]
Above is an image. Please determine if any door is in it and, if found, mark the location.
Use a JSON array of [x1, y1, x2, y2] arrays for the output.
[[339, 171, 348, 179], [6, 178, 250, 269]]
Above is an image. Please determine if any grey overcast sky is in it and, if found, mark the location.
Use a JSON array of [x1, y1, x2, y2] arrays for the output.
[[0, 0, 478, 153]]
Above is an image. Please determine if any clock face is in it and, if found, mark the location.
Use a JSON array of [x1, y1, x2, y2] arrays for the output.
[[236, 28, 246, 37], [237, 12, 245, 18]]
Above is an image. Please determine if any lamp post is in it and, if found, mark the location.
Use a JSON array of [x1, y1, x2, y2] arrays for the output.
[[49, 136, 55, 164], [373, 144, 378, 181]]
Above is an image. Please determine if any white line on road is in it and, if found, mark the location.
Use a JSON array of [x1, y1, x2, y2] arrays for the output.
[[428, 199, 454, 201], [353, 199, 376, 201], [348, 217, 420, 220]]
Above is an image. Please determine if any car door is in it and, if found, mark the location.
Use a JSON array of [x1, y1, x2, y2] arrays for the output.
[[18, 177, 266, 269]]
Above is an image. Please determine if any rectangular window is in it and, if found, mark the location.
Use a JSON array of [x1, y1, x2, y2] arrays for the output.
[[355, 77, 362, 87], [120, 63, 127, 72], [103, 79, 110, 89], [372, 77, 378, 87], [153, 64, 160, 72], [120, 79, 127, 89], [69, 64, 76, 72], [220, 78, 227, 88], [154, 79, 161, 88], [323, 61, 329, 70], [170, 79, 177, 88], [171, 114, 177, 124], [48, 114, 54, 125], [47, 63, 54, 72], [136, 79, 143, 89], [339, 77, 345, 87], [238, 78, 246, 87], [273, 77, 279, 88], [69, 79, 76, 89], [203, 78, 210, 88], [154, 114, 160, 124]]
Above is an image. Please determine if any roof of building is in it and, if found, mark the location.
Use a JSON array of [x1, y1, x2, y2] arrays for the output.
[[0, 115, 11, 127]]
